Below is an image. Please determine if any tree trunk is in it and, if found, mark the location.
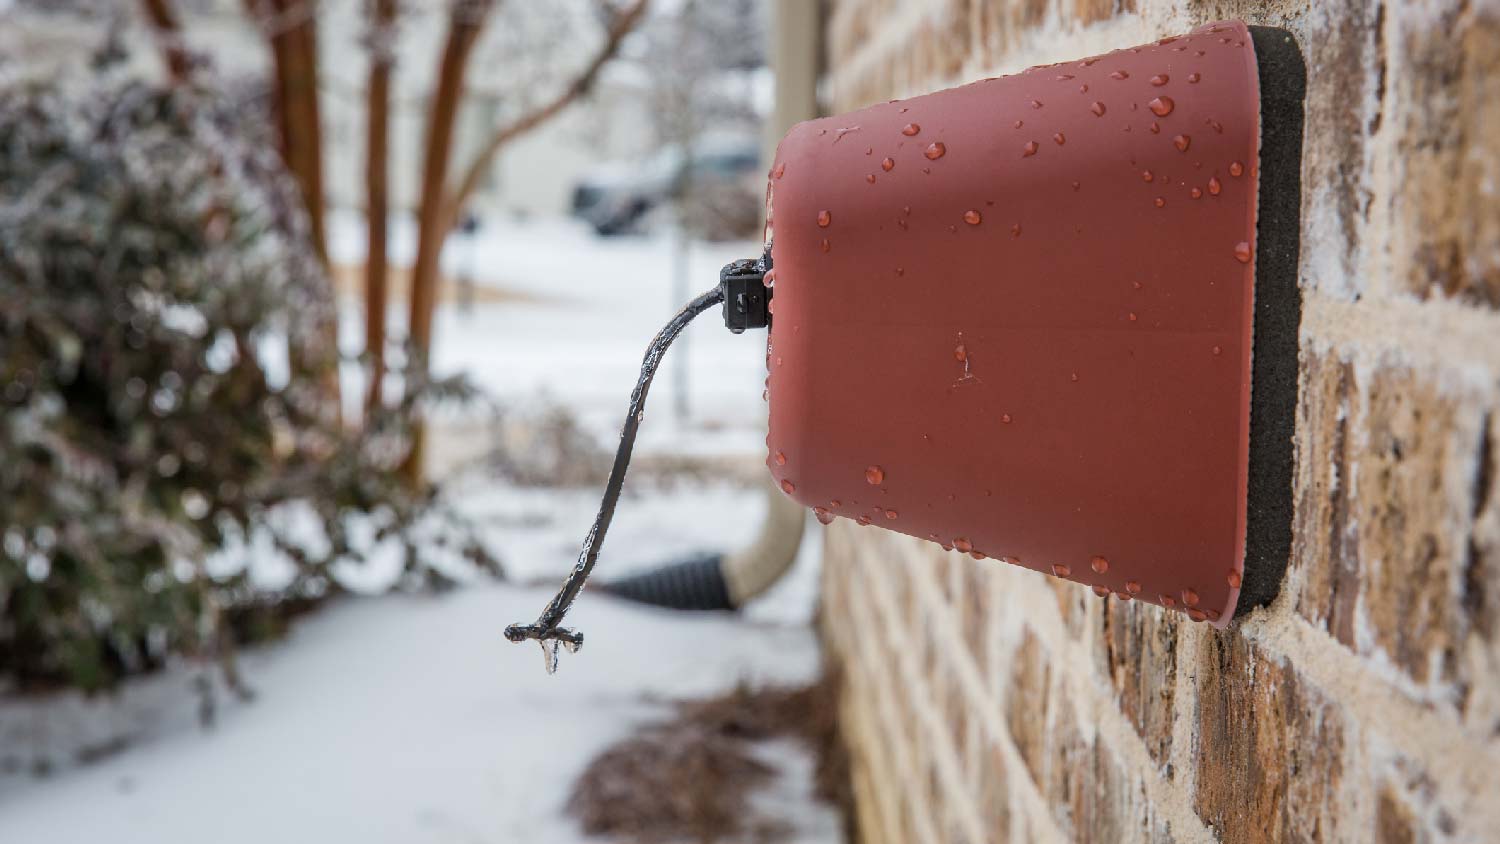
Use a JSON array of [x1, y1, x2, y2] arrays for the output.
[[269, 0, 329, 266], [246, 0, 341, 422], [444, 0, 649, 223], [364, 0, 397, 415], [403, 0, 492, 484]]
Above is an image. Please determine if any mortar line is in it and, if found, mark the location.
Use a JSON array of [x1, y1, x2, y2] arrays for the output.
[[1301, 294, 1500, 379]]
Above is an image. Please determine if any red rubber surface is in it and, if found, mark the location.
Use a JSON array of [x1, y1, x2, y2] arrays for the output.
[[765, 21, 1261, 627]]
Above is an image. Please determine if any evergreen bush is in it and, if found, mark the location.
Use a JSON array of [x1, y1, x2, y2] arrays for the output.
[[0, 80, 498, 695]]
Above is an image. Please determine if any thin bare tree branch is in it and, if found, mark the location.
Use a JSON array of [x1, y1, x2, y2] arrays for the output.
[[444, 0, 649, 224], [138, 0, 194, 82], [364, 0, 398, 416], [402, 0, 494, 483], [242, 0, 340, 422]]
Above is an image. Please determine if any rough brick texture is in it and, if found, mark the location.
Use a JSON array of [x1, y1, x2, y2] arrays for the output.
[[818, 1, 1500, 842]]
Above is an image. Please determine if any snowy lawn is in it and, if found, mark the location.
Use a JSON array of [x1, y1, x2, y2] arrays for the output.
[[0, 578, 831, 842], [0, 219, 838, 842]]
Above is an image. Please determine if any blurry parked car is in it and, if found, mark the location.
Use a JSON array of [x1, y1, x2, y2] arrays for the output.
[[571, 135, 762, 239]]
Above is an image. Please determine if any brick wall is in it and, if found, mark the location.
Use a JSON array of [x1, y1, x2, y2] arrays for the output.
[[817, 2, 1500, 842]]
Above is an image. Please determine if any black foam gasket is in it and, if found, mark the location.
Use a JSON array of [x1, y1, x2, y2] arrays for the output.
[[1237, 26, 1306, 614]]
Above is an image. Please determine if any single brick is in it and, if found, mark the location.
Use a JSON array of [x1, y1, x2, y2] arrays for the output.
[[1376, 785, 1420, 844], [1067, 742, 1137, 844], [976, 742, 1012, 837], [1194, 631, 1350, 844], [1074, 0, 1119, 25], [1353, 366, 1485, 688], [1293, 349, 1362, 646], [1039, 679, 1091, 836], [958, 559, 993, 680], [1006, 628, 1052, 786], [1388, 4, 1500, 306], [1102, 598, 1178, 768]]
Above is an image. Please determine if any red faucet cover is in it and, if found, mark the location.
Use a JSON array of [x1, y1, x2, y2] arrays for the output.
[[764, 21, 1293, 627]]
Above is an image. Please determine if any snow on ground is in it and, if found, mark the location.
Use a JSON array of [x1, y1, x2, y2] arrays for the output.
[[0, 582, 830, 844], [331, 212, 772, 456], [0, 219, 836, 842]]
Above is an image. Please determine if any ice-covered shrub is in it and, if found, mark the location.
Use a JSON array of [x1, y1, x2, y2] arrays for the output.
[[0, 80, 498, 694]]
